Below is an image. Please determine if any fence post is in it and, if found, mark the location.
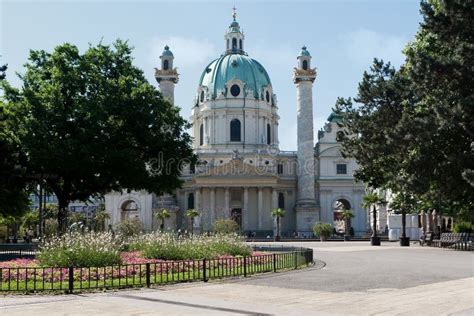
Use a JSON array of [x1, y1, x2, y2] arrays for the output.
[[273, 253, 276, 272], [146, 263, 151, 288], [68, 266, 74, 294], [294, 252, 298, 270], [244, 256, 247, 277], [203, 258, 207, 282]]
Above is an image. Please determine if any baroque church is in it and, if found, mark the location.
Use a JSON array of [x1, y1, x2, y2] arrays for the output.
[[105, 12, 368, 237]]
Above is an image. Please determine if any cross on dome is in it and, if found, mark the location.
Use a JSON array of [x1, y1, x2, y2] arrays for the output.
[[232, 6, 237, 21]]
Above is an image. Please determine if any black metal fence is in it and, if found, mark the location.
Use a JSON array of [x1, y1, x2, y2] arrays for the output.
[[0, 243, 38, 261], [0, 248, 313, 293]]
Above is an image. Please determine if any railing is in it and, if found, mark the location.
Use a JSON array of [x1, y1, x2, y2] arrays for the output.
[[0, 244, 38, 261], [0, 248, 313, 293]]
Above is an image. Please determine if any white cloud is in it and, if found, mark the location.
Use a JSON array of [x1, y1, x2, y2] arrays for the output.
[[344, 29, 408, 67], [149, 36, 217, 69]]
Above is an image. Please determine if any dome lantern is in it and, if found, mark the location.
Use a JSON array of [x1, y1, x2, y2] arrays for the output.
[[225, 6, 245, 55]]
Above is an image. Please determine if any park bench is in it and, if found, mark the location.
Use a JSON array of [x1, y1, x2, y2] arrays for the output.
[[419, 232, 433, 246], [431, 233, 472, 251]]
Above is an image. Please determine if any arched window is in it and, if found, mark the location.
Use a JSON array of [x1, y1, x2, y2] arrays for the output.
[[232, 38, 237, 50], [163, 59, 169, 70], [278, 193, 285, 209], [200, 91, 204, 103], [266, 124, 271, 145], [230, 119, 241, 142], [188, 193, 195, 209], [227, 39, 229, 50], [239, 39, 242, 50], [265, 91, 270, 103], [199, 124, 204, 146], [302, 60, 308, 70]]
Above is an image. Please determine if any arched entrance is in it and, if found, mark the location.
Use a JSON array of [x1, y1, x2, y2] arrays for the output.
[[333, 198, 351, 235], [120, 200, 140, 222]]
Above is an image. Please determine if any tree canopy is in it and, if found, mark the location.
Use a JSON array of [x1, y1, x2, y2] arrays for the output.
[[1, 40, 195, 231], [335, 0, 473, 220]]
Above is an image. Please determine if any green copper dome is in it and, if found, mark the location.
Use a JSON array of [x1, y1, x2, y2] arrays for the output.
[[198, 54, 272, 99], [299, 46, 311, 57], [161, 45, 173, 57]]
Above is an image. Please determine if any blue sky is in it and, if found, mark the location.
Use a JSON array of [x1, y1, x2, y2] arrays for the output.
[[1, 0, 422, 150]]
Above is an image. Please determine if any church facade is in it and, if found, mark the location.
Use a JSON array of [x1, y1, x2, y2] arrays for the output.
[[105, 14, 368, 237]]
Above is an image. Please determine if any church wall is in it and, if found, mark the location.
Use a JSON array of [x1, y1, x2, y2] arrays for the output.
[[248, 188, 258, 231], [215, 188, 226, 220], [262, 188, 272, 231]]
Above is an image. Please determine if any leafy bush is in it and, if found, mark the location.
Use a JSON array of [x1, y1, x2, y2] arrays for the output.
[[38, 231, 122, 267], [313, 222, 333, 238], [453, 221, 473, 233], [116, 218, 143, 237], [129, 232, 250, 260], [214, 219, 239, 234]]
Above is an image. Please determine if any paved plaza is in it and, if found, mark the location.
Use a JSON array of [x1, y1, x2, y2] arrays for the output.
[[1, 242, 473, 315]]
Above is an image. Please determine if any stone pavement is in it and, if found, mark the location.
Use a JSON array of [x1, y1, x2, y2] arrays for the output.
[[1, 242, 473, 315]]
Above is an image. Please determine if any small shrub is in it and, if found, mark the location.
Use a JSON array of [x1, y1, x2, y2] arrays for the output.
[[129, 232, 250, 260], [214, 219, 239, 234], [313, 222, 333, 239], [38, 231, 122, 267], [116, 218, 143, 237], [453, 221, 473, 233]]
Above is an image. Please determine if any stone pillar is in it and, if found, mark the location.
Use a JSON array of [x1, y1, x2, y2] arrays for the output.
[[195, 188, 201, 233], [203, 116, 207, 145], [272, 188, 278, 236], [293, 46, 319, 232], [155, 45, 178, 105], [258, 187, 263, 230], [224, 188, 230, 217], [210, 187, 215, 225], [243, 187, 249, 230]]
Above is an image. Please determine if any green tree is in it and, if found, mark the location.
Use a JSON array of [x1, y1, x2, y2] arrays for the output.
[[93, 207, 110, 232], [0, 63, 30, 218], [340, 209, 354, 237], [362, 192, 387, 240], [155, 209, 171, 231], [271, 208, 285, 241], [390, 192, 416, 244], [335, 0, 474, 221], [1, 40, 194, 233], [185, 209, 200, 235]]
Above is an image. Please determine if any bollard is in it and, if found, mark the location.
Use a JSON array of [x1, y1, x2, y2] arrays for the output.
[[273, 253, 276, 272], [203, 258, 207, 282]]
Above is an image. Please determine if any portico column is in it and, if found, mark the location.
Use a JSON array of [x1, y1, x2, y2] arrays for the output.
[[224, 188, 230, 217], [258, 187, 263, 230], [195, 188, 201, 231], [272, 188, 278, 236], [243, 187, 249, 230], [210, 187, 215, 225]]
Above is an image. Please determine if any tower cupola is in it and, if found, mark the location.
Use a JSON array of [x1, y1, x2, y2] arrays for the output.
[[225, 7, 245, 54]]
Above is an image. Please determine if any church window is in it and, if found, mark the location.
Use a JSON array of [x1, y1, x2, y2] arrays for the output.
[[336, 164, 347, 175], [200, 91, 204, 103], [239, 39, 242, 50], [163, 59, 169, 70], [232, 38, 237, 50], [227, 39, 229, 50], [188, 193, 195, 209], [265, 91, 270, 103], [277, 164, 283, 174], [266, 124, 271, 145], [302, 60, 308, 70], [278, 193, 285, 209], [230, 119, 241, 142], [199, 124, 204, 146], [230, 84, 240, 97]]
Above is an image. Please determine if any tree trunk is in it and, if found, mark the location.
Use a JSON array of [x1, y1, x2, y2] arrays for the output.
[[57, 198, 69, 235], [372, 205, 377, 237], [38, 185, 44, 238], [401, 210, 406, 238], [277, 217, 280, 238], [160, 219, 164, 231], [190, 218, 194, 235]]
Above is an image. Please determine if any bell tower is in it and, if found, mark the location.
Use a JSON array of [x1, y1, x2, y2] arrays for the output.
[[293, 46, 319, 231], [155, 45, 179, 104], [224, 7, 245, 55]]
